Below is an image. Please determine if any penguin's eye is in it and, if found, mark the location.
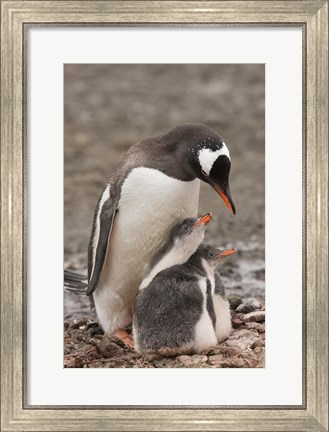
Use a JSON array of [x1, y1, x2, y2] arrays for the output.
[[208, 251, 215, 258], [201, 169, 208, 177], [183, 224, 189, 232]]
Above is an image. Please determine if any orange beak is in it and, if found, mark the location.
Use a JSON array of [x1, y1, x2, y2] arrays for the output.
[[215, 186, 235, 215], [219, 248, 236, 257], [193, 212, 213, 227]]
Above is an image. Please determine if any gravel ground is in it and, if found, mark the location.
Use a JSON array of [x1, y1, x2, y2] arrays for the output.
[[64, 64, 265, 367], [64, 302, 265, 369]]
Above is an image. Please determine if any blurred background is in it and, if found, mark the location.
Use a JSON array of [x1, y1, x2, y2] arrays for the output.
[[64, 64, 265, 320]]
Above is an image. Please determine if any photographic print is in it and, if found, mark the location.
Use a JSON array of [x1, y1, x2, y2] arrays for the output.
[[64, 64, 265, 368], [2, 0, 328, 429]]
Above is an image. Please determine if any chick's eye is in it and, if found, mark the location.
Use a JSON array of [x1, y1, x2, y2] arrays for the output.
[[201, 169, 208, 177], [183, 225, 189, 232]]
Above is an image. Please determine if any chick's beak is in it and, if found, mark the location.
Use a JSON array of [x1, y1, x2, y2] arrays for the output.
[[218, 248, 236, 257], [193, 212, 213, 227]]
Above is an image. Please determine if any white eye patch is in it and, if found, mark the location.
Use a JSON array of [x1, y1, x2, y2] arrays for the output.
[[198, 143, 230, 176]]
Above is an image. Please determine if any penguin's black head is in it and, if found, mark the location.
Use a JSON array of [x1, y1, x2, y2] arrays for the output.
[[195, 244, 237, 268], [172, 123, 236, 215]]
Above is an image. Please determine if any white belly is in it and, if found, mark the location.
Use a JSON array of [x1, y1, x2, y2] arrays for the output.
[[213, 295, 232, 341], [193, 278, 217, 352], [93, 167, 200, 334]]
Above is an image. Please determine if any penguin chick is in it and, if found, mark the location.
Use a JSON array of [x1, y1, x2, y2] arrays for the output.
[[182, 245, 236, 347], [133, 244, 235, 356], [190, 246, 236, 343], [140, 212, 213, 290]]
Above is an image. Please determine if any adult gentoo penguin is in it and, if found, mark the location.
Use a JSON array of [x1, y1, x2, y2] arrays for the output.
[[133, 244, 236, 355], [87, 123, 235, 343]]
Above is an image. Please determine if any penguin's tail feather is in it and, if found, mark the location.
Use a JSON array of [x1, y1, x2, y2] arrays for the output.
[[64, 270, 96, 310], [64, 270, 88, 295]]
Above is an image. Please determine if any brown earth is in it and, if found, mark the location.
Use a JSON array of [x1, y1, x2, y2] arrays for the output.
[[64, 64, 265, 366]]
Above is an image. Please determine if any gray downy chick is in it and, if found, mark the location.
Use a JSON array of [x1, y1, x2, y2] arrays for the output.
[[133, 241, 235, 355], [133, 213, 212, 354]]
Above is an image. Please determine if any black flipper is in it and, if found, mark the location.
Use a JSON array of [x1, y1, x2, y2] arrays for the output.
[[206, 278, 217, 329], [87, 194, 118, 296]]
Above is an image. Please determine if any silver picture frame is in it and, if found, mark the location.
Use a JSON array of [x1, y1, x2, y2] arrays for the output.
[[1, 1, 328, 431]]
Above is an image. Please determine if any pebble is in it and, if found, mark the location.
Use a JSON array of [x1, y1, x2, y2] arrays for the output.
[[154, 358, 179, 368], [220, 357, 245, 368], [243, 311, 265, 323], [251, 339, 265, 349], [226, 329, 259, 351], [236, 298, 261, 314], [177, 354, 208, 366], [104, 342, 124, 357], [69, 318, 88, 329], [86, 322, 104, 336], [64, 355, 76, 368], [227, 294, 243, 309], [245, 322, 265, 332], [88, 326, 104, 336], [64, 354, 84, 368], [208, 346, 241, 357], [253, 346, 265, 355], [208, 354, 224, 365], [231, 318, 244, 329], [208, 355, 245, 368]]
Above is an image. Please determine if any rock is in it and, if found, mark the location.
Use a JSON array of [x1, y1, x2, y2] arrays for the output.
[[88, 326, 104, 336], [232, 318, 244, 329], [236, 298, 261, 314], [218, 346, 241, 357], [251, 339, 265, 349], [219, 357, 245, 368], [177, 355, 208, 366], [242, 311, 265, 323], [245, 322, 265, 332], [69, 318, 88, 329], [104, 342, 124, 357], [86, 322, 104, 336], [226, 329, 259, 351], [64, 354, 84, 368], [153, 358, 179, 368], [208, 354, 245, 368], [208, 354, 224, 365], [89, 338, 123, 358], [64, 355, 76, 368], [76, 344, 99, 358], [208, 345, 241, 357], [253, 346, 265, 355], [227, 294, 243, 309]]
